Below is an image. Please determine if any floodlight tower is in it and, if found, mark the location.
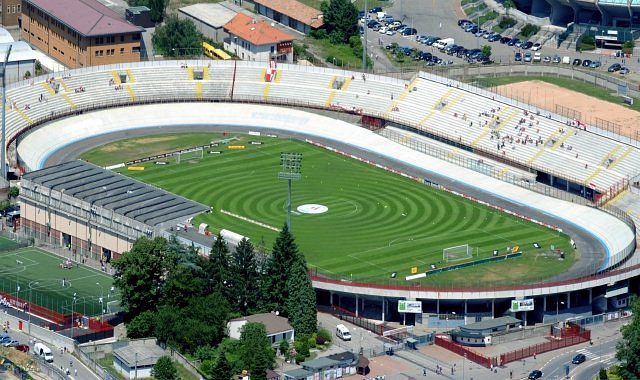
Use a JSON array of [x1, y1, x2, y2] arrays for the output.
[[278, 152, 302, 232], [1, 45, 12, 183]]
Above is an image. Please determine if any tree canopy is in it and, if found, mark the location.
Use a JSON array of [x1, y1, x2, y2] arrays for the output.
[[286, 253, 317, 336], [616, 296, 640, 379], [152, 356, 178, 380], [152, 15, 203, 57], [127, 0, 168, 22], [261, 224, 300, 315], [238, 323, 276, 380], [320, 0, 359, 44]]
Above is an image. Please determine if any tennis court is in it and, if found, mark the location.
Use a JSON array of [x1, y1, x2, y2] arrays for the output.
[[0, 247, 118, 317]]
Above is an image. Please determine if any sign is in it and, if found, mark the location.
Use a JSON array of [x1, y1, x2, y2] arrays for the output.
[[511, 298, 534, 312], [398, 300, 422, 313]]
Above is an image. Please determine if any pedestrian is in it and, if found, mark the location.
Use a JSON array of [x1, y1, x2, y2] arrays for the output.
[[423, 368, 426, 376], [510, 370, 513, 379], [74, 368, 78, 377]]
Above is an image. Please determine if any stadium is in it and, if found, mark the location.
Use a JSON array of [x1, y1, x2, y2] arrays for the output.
[[8, 60, 639, 331]]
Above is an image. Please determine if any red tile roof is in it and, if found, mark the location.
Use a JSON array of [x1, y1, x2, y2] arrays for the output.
[[254, 0, 324, 28], [25, 0, 143, 37], [224, 13, 295, 46]]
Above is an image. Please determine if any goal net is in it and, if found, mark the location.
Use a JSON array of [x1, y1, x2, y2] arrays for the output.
[[443, 244, 473, 262], [175, 147, 204, 164]]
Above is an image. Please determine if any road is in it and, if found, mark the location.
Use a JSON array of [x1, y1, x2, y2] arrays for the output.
[[541, 338, 620, 380]]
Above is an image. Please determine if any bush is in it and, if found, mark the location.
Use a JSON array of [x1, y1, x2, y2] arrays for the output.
[[520, 23, 540, 38], [599, 368, 608, 380], [498, 16, 516, 29], [317, 328, 332, 343], [295, 336, 310, 357], [623, 40, 635, 55], [307, 335, 317, 349], [309, 29, 327, 40], [295, 353, 306, 364], [316, 335, 327, 345]]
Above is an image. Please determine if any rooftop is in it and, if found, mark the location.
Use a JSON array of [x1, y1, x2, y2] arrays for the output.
[[113, 342, 165, 367], [224, 13, 295, 46], [254, 0, 324, 28], [22, 160, 209, 228], [0, 28, 14, 44], [301, 356, 341, 370], [229, 313, 293, 336], [25, 0, 143, 37], [459, 316, 521, 332], [0, 42, 38, 63], [178, 3, 237, 28]]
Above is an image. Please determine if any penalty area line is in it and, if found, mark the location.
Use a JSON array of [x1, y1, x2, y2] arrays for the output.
[[220, 209, 279, 232]]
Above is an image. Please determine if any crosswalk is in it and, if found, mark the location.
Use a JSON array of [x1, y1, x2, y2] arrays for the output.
[[575, 349, 618, 365]]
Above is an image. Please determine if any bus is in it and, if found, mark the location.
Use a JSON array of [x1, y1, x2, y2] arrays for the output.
[[202, 42, 231, 60]]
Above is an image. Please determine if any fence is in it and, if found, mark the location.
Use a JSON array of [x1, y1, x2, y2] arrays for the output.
[[434, 334, 495, 368], [498, 328, 590, 365], [319, 305, 385, 336]]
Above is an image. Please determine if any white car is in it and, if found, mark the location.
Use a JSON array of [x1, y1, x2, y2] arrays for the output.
[[2, 339, 19, 347], [378, 26, 388, 34], [531, 43, 542, 51], [385, 30, 396, 36]]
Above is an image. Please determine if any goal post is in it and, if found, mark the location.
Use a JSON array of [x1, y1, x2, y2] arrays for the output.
[[175, 147, 204, 164], [443, 244, 474, 262]]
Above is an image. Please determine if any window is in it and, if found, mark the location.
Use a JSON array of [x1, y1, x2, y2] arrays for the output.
[[132, 46, 140, 53], [95, 37, 104, 44], [132, 33, 141, 41], [120, 35, 124, 42], [120, 48, 124, 55], [106, 36, 115, 43], [17, 4, 20, 12]]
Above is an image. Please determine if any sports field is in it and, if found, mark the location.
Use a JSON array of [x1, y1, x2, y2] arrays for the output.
[[81, 133, 574, 286], [0, 246, 118, 317]]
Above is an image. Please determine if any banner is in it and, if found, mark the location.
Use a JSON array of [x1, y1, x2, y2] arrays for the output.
[[398, 300, 422, 313], [511, 298, 534, 312]]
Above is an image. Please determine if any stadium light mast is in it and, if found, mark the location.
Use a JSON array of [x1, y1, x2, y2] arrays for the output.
[[278, 152, 302, 232], [1, 44, 12, 183], [362, 0, 368, 71]]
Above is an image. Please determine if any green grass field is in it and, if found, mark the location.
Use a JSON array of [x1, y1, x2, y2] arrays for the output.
[[0, 247, 118, 316], [81, 133, 574, 287]]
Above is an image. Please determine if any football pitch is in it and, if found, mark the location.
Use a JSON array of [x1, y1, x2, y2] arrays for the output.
[[0, 247, 118, 317], [82, 132, 575, 286]]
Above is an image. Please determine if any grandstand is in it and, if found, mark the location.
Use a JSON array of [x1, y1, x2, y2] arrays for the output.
[[10, 60, 640, 326]]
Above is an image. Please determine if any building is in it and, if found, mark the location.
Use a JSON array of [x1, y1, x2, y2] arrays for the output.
[[0, 40, 37, 83], [112, 339, 166, 379], [19, 160, 208, 261], [1, 0, 21, 27], [449, 316, 522, 346], [125, 6, 153, 29], [253, 0, 323, 34], [223, 13, 294, 62], [516, 0, 640, 28], [21, 0, 144, 68], [178, 3, 237, 44], [227, 313, 294, 345]]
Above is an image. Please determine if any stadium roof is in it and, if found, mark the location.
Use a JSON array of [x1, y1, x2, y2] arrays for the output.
[[178, 3, 237, 28], [0, 28, 14, 44], [0, 42, 38, 63], [24, 0, 143, 37], [254, 0, 324, 28], [22, 160, 208, 227], [224, 13, 295, 45]]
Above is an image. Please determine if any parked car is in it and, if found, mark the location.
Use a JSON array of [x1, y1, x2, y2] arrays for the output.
[[528, 370, 543, 379], [608, 63, 622, 72], [369, 7, 382, 13], [531, 43, 542, 51], [590, 60, 601, 68], [514, 52, 522, 61], [385, 29, 396, 36], [521, 41, 534, 49], [572, 353, 586, 364], [420, 52, 432, 61], [480, 56, 493, 65], [572, 58, 582, 66], [0, 335, 11, 345], [482, 30, 493, 38], [465, 23, 477, 32], [14, 344, 29, 353], [543, 55, 551, 63], [620, 67, 630, 75], [487, 33, 501, 42], [401, 27, 418, 36], [515, 40, 525, 48], [552, 55, 561, 63], [425, 36, 441, 45], [524, 52, 532, 62], [475, 29, 486, 37], [2, 339, 18, 347], [533, 52, 542, 62], [458, 19, 471, 26], [500, 36, 511, 44], [507, 38, 520, 46]]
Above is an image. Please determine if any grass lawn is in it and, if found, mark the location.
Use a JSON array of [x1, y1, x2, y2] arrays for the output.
[[81, 134, 573, 287], [471, 75, 640, 112], [0, 248, 118, 316], [306, 37, 366, 69], [98, 353, 200, 380]]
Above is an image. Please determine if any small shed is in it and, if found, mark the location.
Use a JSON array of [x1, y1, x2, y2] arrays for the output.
[[178, 3, 237, 43], [450, 316, 521, 346], [112, 341, 166, 379], [126, 6, 154, 28], [284, 368, 313, 380], [301, 357, 342, 378]]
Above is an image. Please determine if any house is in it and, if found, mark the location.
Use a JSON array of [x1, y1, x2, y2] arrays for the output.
[[449, 316, 522, 346], [178, 3, 237, 44], [223, 13, 294, 62], [112, 340, 166, 379], [253, 0, 323, 34], [21, 0, 144, 68], [227, 312, 294, 346]]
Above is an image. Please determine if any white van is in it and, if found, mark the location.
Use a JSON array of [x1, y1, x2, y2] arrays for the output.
[[433, 38, 454, 50], [336, 324, 352, 341], [562, 56, 571, 64], [34, 342, 54, 362]]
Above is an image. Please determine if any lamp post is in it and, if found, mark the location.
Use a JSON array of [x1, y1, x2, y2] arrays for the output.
[[96, 282, 104, 322], [278, 152, 302, 232], [71, 293, 77, 340], [28, 281, 38, 334], [556, 298, 565, 320]]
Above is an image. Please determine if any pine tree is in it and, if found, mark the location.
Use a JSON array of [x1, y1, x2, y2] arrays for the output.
[[239, 323, 276, 380], [211, 350, 233, 380], [616, 296, 640, 379], [262, 224, 299, 315], [285, 253, 317, 336], [231, 238, 260, 315], [209, 233, 231, 299]]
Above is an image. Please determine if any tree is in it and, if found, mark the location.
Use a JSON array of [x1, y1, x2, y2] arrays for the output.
[[231, 238, 260, 314], [126, 310, 155, 338], [320, 0, 358, 44], [285, 253, 317, 336], [208, 233, 232, 300], [599, 368, 609, 380], [127, 0, 166, 22], [8, 186, 18, 199], [482, 45, 492, 59], [211, 350, 234, 380], [261, 224, 300, 315], [152, 356, 178, 380], [238, 323, 275, 380], [112, 237, 174, 319], [616, 296, 640, 379], [152, 16, 203, 57]]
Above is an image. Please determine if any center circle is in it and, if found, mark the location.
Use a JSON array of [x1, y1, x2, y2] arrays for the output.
[[297, 204, 328, 214]]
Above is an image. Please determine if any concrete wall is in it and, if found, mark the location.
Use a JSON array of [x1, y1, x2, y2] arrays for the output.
[[0, 310, 75, 352]]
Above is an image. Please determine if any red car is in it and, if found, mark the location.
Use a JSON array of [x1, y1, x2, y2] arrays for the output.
[[14, 344, 29, 353]]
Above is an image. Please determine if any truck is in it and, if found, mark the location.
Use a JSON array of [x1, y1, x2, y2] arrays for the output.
[[336, 324, 352, 341], [433, 38, 454, 50]]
